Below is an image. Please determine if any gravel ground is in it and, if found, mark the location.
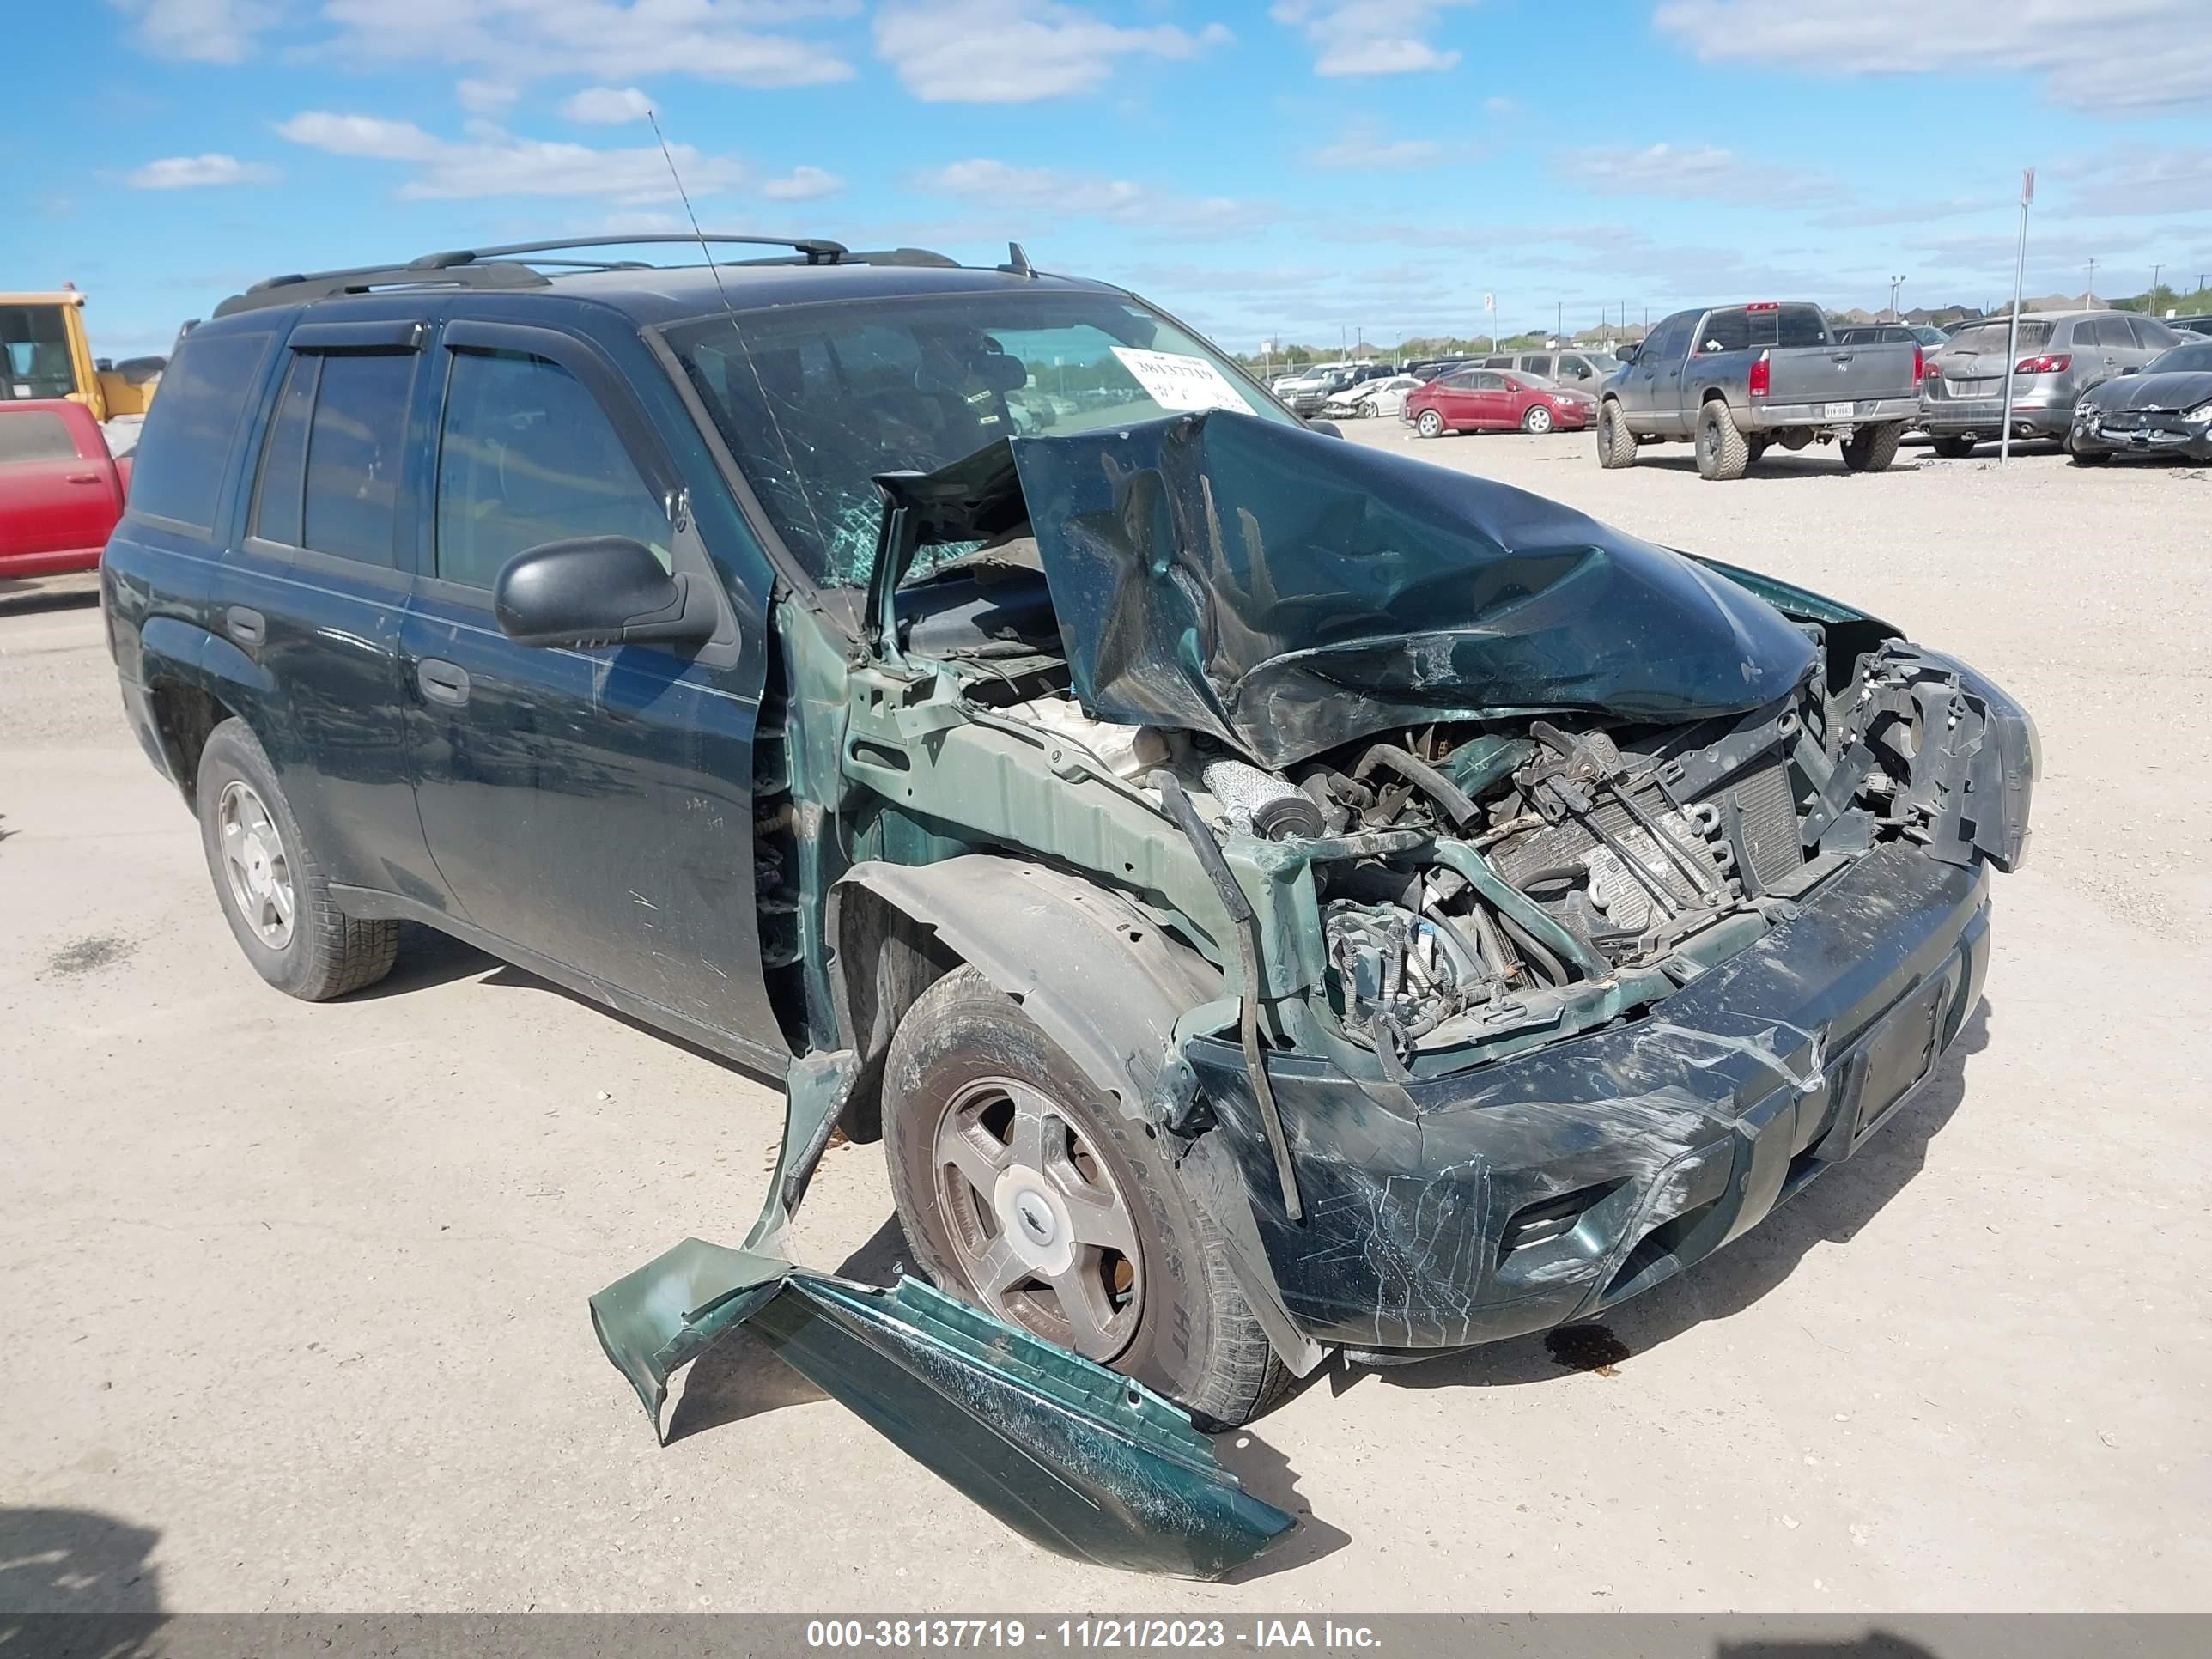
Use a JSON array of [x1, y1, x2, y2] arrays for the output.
[[2, 434, 2207, 1616]]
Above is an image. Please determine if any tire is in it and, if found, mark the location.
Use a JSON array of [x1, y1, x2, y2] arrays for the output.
[[1414, 408, 1445, 439], [1841, 422, 1904, 473], [1694, 399, 1749, 481], [2068, 440, 2111, 465], [1522, 404, 1554, 434], [884, 967, 1292, 1427], [196, 718, 399, 1001], [1930, 434, 1978, 459], [1595, 400, 1638, 468]]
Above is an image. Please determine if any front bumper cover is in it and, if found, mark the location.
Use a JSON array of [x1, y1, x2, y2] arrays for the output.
[[1184, 843, 1991, 1352]]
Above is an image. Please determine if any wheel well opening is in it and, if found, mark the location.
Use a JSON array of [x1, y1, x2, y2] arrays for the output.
[[833, 887, 962, 1145], [149, 681, 237, 806]]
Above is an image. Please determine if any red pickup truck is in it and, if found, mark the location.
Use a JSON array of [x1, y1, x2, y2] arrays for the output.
[[1, 399, 131, 580]]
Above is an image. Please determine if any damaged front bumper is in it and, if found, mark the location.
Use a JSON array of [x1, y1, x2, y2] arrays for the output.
[[1184, 842, 1990, 1353], [591, 1243, 1295, 1579]]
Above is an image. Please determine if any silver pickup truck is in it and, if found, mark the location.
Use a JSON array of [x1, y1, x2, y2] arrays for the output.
[[1597, 301, 1923, 480]]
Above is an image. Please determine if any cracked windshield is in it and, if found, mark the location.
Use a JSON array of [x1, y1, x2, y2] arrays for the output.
[[668, 290, 1293, 585]]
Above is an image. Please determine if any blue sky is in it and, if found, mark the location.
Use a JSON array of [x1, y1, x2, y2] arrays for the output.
[[17, 1, 2212, 358]]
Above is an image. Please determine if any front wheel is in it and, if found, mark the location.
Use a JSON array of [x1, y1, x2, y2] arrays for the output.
[[2068, 436, 2112, 465], [1414, 408, 1446, 439], [1595, 401, 1638, 467], [196, 719, 398, 1000], [884, 967, 1291, 1427], [1841, 422, 1904, 473]]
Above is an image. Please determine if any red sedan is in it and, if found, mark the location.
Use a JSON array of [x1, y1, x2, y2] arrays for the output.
[[1405, 368, 1594, 438], [1, 400, 131, 580]]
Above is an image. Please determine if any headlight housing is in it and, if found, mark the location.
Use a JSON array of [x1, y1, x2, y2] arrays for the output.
[[2187, 400, 2212, 423]]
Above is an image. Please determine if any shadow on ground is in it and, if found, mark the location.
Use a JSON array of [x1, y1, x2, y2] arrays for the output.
[[1347, 1000, 1990, 1396], [0, 1505, 165, 1657]]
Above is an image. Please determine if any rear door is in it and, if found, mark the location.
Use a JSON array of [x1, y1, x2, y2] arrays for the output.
[[0, 407, 118, 572], [1466, 370, 1516, 427], [1426, 368, 1485, 427], [399, 317, 781, 1052], [225, 319, 444, 902]]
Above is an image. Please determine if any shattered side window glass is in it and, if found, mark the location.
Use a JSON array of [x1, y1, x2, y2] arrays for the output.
[[666, 290, 1292, 586]]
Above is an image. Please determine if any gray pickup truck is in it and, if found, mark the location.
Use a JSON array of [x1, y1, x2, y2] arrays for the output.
[[1598, 301, 1923, 480]]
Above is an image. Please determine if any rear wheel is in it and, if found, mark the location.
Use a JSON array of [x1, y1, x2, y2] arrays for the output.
[[1694, 399, 1749, 481], [1522, 404, 1554, 434], [1595, 400, 1637, 468], [1841, 422, 1904, 472], [884, 967, 1291, 1427], [196, 719, 398, 1000], [1414, 408, 1446, 439], [1930, 434, 1978, 459]]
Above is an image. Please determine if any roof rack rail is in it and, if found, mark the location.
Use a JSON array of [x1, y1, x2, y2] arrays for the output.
[[211, 233, 872, 317]]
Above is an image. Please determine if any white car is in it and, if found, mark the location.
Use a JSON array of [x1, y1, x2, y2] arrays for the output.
[[1322, 374, 1421, 419]]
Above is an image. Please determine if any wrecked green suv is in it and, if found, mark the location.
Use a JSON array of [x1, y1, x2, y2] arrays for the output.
[[106, 237, 2033, 1576]]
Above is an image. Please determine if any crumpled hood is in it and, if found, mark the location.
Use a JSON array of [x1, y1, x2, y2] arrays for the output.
[[1006, 410, 1817, 769], [2086, 370, 2212, 414]]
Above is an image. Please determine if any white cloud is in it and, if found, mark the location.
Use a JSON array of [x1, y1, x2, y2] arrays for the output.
[[1310, 125, 1446, 169], [1552, 143, 1826, 201], [275, 111, 746, 201], [111, 0, 279, 64], [317, 0, 856, 89], [1271, 1, 1476, 77], [874, 1, 1231, 103], [562, 85, 656, 123], [456, 78, 520, 113], [916, 156, 1273, 231], [125, 152, 279, 188], [1655, 0, 2212, 114], [2053, 146, 2212, 217], [763, 164, 845, 200]]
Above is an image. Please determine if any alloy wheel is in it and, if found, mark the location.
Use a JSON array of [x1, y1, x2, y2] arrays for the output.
[[931, 1074, 1143, 1361], [217, 780, 295, 950]]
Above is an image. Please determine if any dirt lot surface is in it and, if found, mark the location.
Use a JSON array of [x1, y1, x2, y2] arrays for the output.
[[3, 437, 2208, 1615]]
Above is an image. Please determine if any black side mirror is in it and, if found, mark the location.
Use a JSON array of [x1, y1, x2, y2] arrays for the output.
[[494, 536, 714, 650]]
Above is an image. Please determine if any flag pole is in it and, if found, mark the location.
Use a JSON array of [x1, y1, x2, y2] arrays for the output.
[[2001, 168, 2033, 465]]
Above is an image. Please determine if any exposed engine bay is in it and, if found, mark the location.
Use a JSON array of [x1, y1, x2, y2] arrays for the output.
[[935, 580, 2019, 1078], [867, 410, 2033, 1086]]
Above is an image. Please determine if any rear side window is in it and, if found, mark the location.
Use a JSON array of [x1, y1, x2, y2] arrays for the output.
[[1522, 353, 1554, 377], [0, 410, 78, 465], [433, 349, 668, 591], [301, 353, 416, 566], [250, 354, 319, 547], [127, 327, 273, 530], [2088, 317, 2135, 349]]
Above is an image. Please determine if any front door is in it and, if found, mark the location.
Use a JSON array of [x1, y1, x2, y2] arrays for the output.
[[399, 319, 781, 1054]]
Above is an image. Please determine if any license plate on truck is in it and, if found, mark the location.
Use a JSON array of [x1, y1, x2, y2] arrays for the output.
[[1823, 401, 1856, 421]]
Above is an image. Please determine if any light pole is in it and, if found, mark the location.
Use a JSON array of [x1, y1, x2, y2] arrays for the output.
[[2151, 264, 2163, 314], [1889, 274, 1907, 320], [2085, 257, 2097, 305]]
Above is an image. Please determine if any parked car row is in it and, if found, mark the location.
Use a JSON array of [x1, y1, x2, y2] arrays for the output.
[[1920, 309, 2192, 455]]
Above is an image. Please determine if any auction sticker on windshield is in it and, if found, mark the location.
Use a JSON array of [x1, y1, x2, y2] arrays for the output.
[[1111, 348, 1249, 412]]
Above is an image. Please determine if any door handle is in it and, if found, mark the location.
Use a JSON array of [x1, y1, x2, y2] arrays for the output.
[[225, 605, 265, 647], [417, 659, 471, 708], [64, 471, 102, 485]]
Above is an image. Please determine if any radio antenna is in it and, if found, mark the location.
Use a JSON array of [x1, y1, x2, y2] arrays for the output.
[[645, 108, 830, 561], [648, 108, 739, 321]]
